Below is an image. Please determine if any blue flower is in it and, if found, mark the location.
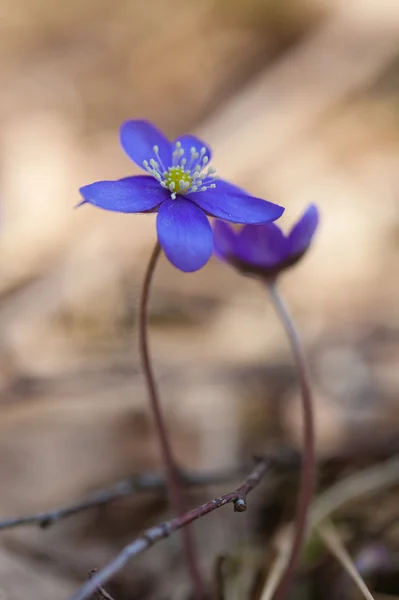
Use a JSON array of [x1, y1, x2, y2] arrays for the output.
[[213, 204, 319, 278], [79, 120, 284, 272]]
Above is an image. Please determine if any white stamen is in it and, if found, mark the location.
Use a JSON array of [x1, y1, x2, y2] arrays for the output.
[[153, 145, 167, 172], [145, 142, 219, 198], [172, 143, 181, 166], [188, 147, 199, 169]]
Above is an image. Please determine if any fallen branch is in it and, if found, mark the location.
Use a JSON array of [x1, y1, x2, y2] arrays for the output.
[[69, 458, 272, 600], [0, 466, 249, 532], [89, 570, 116, 600], [0, 448, 299, 533]]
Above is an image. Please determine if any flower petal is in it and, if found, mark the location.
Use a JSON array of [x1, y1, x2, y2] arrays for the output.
[[120, 120, 172, 170], [236, 223, 287, 267], [287, 204, 319, 257], [186, 179, 284, 224], [79, 175, 169, 213], [213, 220, 238, 261], [156, 198, 213, 272], [172, 134, 212, 165]]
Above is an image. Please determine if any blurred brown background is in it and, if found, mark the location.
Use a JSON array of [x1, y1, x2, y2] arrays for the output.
[[1, 0, 399, 598]]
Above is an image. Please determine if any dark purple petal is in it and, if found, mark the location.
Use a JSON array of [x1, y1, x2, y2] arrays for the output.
[[120, 120, 172, 170], [236, 223, 287, 267], [287, 204, 319, 257], [156, 198, 213, 272], [172, 134, 212, 164], [186, 179, 284, 224], [213, 221, 238, 261], [79, 175, 169, 213]]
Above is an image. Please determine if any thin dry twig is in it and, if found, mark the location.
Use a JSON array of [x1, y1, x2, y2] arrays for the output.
[[0, 466, 249, 532], [0, 447, 299, 533], [69, 458, 273, 600], [89, 570, 116, 600]]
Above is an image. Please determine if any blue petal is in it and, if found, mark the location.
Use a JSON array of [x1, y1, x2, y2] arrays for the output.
[[79, 176, 169, 213], [213, 221, 238, 261], [236, 223, 287, 267], [287, 204, 319, 257], [186, 179, 285, 224], [120, 120, 172, 170], [172, 134, 212, 165], [156, 199, 213, 272]]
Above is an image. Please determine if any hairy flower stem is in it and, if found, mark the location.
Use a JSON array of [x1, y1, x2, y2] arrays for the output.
[[139, 241, 206, 600], [266, 281, 316, 600]]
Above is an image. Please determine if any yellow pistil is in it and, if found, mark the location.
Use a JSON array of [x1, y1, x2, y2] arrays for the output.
[[143, 143, 218, 198], [164, 166, 193, 197]]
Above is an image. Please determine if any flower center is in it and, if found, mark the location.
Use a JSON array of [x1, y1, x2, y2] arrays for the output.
[[142, 142, 218, 199], [164, 166, 193, 194]]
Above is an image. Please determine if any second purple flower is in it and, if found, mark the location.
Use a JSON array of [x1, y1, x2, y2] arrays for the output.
[[213, 204, 319, 278]]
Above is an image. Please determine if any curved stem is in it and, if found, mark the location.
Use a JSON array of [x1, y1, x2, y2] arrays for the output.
[[139, 241, 206, 599], [266, 281, 316, 600]]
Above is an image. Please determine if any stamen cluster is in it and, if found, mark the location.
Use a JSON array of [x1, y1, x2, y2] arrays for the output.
[[143, 142, 218, 199]]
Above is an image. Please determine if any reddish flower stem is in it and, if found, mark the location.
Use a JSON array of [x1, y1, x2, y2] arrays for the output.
[[139, 241, 205, 599], [266, 281, 316, 600]]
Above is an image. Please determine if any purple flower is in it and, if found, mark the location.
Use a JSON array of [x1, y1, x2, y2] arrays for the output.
[[79, 120, 284, 272], [213, 204, 319, 278]]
